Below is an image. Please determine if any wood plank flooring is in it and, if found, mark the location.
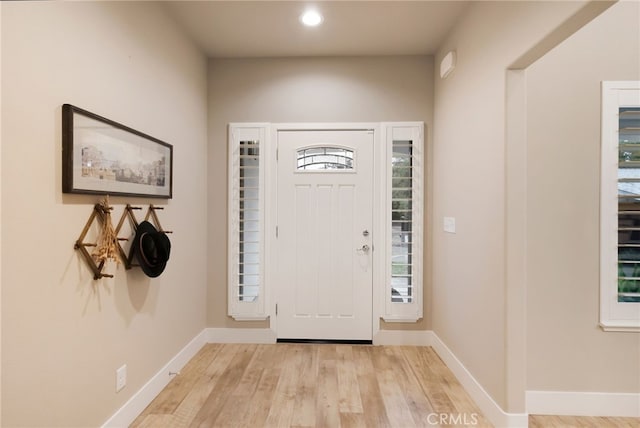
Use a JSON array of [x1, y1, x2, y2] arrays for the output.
[[131, 343, 491, 427], [131, 343, 640, 427], [528, 415, 640, 428]]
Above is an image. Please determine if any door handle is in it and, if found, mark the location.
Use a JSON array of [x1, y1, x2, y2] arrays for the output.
[[357, 244, 370, 253]]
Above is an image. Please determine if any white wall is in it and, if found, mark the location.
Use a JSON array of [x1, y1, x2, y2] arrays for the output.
[[1, 2, 208, 426], [207, 56, 434, 330], [527, 0, 640, 393], [432, 0, 601, 412]]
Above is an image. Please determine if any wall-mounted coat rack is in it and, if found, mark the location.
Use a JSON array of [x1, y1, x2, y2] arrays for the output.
[[75, 201, 171, 279], [115, 204, 173, 269], [74, 200, 118, 280], [114, 204, 142, 270], [145, 205, 173, 235]]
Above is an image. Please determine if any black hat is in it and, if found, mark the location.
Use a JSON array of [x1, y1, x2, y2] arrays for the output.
[[132, 221, 171, 278]]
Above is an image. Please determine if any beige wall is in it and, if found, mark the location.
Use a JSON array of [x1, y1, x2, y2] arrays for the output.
[[2, 1, 632, 425], [0, 3, 3, 421], [207, 56, 434, 329], [432, 0, 596, 411], [526, 1, 640, 393], [0, 2, 2, 425], [1, 2, 208, 427]]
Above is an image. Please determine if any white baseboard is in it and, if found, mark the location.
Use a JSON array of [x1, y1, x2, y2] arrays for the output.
[[526, 390, 640, 418], [373, 329, 434, 345], [206, 327, 277, 344], [206, 328, 432, 346], [101, 329, 208, 428], [430, 333, 528, 428]]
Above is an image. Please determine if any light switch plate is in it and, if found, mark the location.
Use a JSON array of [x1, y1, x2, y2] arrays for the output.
[[444, 217, 456, 233]]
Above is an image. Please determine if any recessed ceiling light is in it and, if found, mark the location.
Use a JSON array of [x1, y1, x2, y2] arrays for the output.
[[300, 10, 323, 27]]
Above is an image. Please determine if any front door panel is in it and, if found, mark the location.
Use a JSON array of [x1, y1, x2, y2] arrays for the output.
[[277, 129, 374, 340]]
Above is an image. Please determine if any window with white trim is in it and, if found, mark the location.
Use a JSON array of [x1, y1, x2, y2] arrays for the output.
[[382, 124, 424, 322], [601, 81, 640, 332], [228, 124, 269, 320]]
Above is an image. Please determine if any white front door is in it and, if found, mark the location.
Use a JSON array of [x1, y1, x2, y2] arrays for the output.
[[276, 129, 374, 340]]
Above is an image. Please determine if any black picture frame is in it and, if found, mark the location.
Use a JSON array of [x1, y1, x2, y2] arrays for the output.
[[62, 104, 173, 199]]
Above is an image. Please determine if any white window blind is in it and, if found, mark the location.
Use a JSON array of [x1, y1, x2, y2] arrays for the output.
[[601, 81, 640, 332], [391, 140, 415, 303], [617, 107, 640, 303], [228, 124, 268, 320], [383, 124, 424, 322], [238, 140, 260, 303]]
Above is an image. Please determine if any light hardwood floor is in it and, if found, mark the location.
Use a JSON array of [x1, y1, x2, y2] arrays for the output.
[[131, 343, 492, 427], [529, 415, 640, 428], [131, 343, 640, 428]]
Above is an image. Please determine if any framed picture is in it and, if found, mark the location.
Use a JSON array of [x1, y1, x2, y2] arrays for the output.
[[62, 104, 173, 198]]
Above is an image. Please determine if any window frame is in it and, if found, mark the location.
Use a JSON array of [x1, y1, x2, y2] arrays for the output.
[[228, 124, 270, 320], [295, 146, 356, 171], [227, 122, 425, 329], [381, 123, 424, 322], [600, 81, 640, 332]]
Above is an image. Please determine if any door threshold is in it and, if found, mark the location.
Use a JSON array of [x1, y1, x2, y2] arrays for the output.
[[276, 338, 373, 345]]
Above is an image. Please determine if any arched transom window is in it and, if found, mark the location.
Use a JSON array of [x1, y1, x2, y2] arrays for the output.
[[296, 147, 354, 170]]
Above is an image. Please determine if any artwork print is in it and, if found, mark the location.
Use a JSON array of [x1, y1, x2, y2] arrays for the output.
[[62, 104, 173, 198]]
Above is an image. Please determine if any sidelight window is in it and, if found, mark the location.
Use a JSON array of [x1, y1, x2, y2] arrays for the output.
[[382, 123, 424, 322], [600, 81, 640, 332], [391, 140, 415, 303], [228, 124, 269, 320]]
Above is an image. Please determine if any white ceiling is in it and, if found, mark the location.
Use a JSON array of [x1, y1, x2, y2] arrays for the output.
[[164, 1, 470, 58]]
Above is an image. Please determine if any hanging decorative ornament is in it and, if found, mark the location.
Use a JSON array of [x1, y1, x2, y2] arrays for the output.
[[92, 195, 120, 265]]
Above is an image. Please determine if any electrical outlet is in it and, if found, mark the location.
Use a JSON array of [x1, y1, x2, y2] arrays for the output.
[[116, 364, 127, 392]]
